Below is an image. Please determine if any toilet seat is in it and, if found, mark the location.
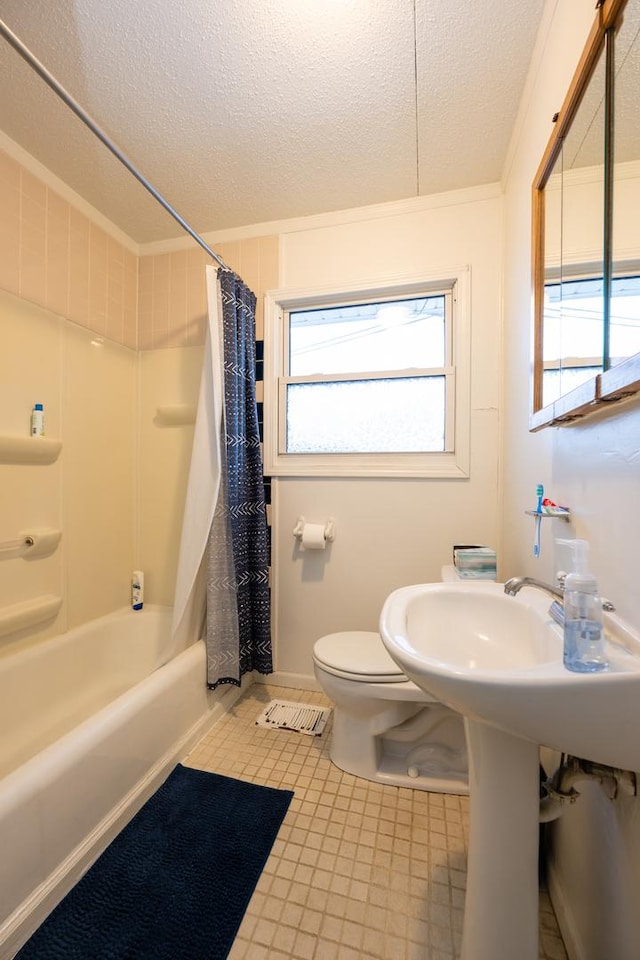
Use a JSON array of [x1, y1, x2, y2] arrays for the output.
[[313, 631, 409, 683]]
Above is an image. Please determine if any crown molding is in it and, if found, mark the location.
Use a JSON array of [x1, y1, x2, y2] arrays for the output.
[[138, 182, 502, 257]]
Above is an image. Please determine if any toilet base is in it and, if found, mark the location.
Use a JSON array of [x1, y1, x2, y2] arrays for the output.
[[329, 703, 469, 794]]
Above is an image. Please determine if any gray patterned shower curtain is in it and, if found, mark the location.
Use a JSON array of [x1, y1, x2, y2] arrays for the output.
[[205, 269, 272, 688]]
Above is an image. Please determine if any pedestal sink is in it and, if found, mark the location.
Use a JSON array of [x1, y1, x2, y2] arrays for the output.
[[379, 581, 640, 960]]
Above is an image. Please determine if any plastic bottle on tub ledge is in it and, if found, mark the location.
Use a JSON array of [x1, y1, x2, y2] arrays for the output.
[[131, 570, 144, 610], [30, 403, 45, 437]]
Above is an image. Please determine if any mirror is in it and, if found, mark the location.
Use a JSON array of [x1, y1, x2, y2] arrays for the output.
[[608, 0, 640, 373], [531, 0, 640, 428], [540, 43, 607, 411]]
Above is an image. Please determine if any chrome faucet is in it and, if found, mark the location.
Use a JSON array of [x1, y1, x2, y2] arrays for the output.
[[504, 576, 615, 618], [503, 577, 564, 602]]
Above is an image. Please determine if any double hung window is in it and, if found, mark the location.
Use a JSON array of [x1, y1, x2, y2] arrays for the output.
[[264, 272, 470, 478]]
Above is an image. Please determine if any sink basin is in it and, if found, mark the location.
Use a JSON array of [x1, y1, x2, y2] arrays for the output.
[[379, 580, 640, 960], [380, 580, 640, 772]]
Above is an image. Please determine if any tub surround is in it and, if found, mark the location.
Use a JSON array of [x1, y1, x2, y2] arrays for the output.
[[0, 143, 280, 641], [0, 290, 137, 646]]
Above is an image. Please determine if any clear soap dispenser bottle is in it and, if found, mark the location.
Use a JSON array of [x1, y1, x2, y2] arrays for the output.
[[559, 539, 608, 673]]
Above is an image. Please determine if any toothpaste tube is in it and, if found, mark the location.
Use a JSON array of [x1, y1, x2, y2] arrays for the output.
[[541, 498, 570, 516]]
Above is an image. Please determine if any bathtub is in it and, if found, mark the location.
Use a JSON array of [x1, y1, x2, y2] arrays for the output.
[[0, 605, 241, 958]]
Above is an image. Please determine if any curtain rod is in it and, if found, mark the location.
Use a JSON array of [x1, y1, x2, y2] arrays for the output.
[[0, 18, 229, 272]]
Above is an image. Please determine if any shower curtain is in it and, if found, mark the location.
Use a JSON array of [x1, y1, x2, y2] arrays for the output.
[[172, 265, 272, 688]]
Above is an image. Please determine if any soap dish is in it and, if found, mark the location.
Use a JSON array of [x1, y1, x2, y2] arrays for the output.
[[525, 509, 571, 521]]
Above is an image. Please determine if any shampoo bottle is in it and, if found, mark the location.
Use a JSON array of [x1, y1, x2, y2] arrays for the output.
[[131, 570, 144, 610], [30, 403, 45, 437], [560, 539, 608, 673]]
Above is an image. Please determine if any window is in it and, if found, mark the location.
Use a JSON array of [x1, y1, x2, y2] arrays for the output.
[[264, 270, 470, 478]]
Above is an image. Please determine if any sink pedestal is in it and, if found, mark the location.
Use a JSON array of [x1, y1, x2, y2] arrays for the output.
[[461, 719, 541, 960], [380, 580, 640, 959]]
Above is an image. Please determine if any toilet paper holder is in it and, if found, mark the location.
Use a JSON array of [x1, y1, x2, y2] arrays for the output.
[[293, 516, 336, 544]]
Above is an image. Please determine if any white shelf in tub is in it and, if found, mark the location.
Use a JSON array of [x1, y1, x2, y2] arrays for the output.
[[0, 435, 62, 465], [0, 595, 62, 638]]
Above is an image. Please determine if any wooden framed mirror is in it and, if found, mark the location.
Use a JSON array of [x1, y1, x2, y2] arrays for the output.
[[531, 0, 640, 430]]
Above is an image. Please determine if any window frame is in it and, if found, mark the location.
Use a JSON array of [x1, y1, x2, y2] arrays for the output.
[[263, 269, 471, 478]]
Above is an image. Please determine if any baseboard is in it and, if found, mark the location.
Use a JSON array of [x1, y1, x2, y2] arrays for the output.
[[547, 861, 584, 960], [254, 671, 321, 693]]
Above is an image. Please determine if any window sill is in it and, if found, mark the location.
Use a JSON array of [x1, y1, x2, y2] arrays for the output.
[[264, 450, 469, 479]]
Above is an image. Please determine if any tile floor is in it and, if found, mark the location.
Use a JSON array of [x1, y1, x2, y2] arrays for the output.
[[184, 683, 568, 960]]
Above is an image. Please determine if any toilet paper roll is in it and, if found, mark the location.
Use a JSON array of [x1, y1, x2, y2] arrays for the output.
[[300, 523, 326, 551]]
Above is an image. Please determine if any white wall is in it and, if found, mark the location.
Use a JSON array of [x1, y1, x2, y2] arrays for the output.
[[271, 188, 503, 681], [502, 0, 640, 956]]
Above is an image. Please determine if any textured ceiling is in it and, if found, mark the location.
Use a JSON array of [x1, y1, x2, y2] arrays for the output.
[[0, 0, 546, 243]]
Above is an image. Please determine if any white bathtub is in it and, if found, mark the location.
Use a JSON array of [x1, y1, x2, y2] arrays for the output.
[[0, 605, 240, 958]]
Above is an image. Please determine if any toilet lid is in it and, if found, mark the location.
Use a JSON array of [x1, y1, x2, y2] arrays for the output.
[[313, 631, 407, 682]]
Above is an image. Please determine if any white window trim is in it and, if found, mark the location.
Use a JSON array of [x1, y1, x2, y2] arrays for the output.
[[263, 268, 471, 478]]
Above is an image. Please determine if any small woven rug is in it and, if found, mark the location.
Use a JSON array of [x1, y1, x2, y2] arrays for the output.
[[16, 764, 293, 960]]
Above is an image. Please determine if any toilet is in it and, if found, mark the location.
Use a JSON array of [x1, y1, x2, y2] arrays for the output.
[[313, 567, 469, 794]]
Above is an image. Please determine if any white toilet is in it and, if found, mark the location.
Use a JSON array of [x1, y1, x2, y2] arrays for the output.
[[313, 568, 468, 794]]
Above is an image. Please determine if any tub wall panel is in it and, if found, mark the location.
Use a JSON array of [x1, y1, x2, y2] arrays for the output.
[[0, 289, 136, 651], [0, 291, 64, 644], [137, 235, 279, 606], [63, 324, 136, 627], [137, 346, 203, 605]]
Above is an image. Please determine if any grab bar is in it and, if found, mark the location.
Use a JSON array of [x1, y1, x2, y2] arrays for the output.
[[0, 535, 34, 554], [0, 529, 62, 559]]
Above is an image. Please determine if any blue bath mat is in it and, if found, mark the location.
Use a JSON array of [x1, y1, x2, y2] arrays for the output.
[[16, 764, 293, 960]]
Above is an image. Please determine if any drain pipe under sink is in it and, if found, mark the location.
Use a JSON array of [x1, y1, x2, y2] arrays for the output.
[[539, 754, 637, 822]]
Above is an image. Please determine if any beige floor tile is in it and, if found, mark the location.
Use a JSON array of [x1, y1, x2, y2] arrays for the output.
[[185, 683, 567, 960]]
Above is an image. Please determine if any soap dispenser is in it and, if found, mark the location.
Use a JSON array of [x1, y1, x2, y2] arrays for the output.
[[559, 539, 608, 673]]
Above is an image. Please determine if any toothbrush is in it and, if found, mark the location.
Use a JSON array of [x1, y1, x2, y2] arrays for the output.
[[533, 483, 543, 558]]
